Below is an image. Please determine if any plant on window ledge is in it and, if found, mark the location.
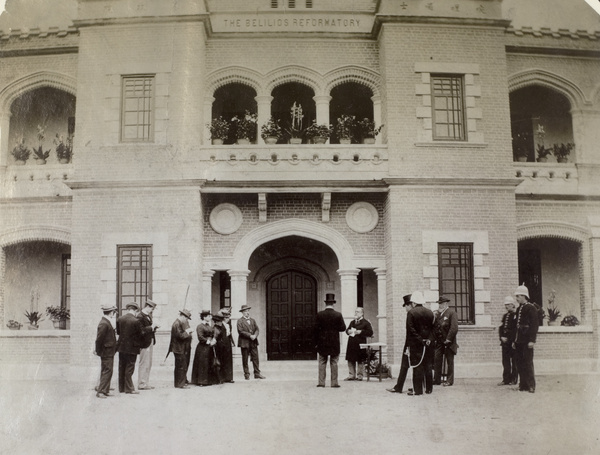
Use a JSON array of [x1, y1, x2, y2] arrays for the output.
[[261, 117, 283, 144], [536, 143, 552, 162], [304, 121, 332, 144], [206, 116, 230, 144], [356, 118, 384, 143], [285, 102, 304, 143], [560, 315, 580, 326], [6, 320, 23, 330], [552, 143, 574, 163], [32, 124, 50, 164], [231, 111, 257, 143], [11, 138, 31, 164], [55, 134, 73, 163], [333, 115, 356, 143], [545, 290, 561, 325], [24, 310, 44, 328], [46, 306, 70, 329]]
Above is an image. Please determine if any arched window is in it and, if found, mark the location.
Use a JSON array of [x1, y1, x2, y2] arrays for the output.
[[212, 83, 257, 144], [329, 82, 373, 144], [271, 82, 315, 144]]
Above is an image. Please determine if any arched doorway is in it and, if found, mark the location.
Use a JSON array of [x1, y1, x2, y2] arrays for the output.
[[267, 269, 317, 360]]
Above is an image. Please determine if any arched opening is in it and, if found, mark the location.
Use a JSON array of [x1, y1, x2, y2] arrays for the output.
[[212, 83, 257, 144], [271, 82, 315, 144], [510, 86, 574, 163], [329, 82, 373, 144], [9, 87, 75, 164]]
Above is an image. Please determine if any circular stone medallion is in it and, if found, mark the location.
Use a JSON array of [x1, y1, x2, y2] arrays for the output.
[[209, 203, 243, 235], [346, 202, 379, 233]]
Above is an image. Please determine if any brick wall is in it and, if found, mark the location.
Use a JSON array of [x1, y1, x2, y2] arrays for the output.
[[0, 332, 70, 363]]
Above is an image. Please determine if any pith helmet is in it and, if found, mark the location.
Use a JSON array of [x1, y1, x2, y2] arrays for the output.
[[514, 284, 530, 299], [410, 291, 426, 305]]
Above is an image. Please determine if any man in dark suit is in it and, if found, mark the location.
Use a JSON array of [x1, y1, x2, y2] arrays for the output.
[[498, 296, 518, 386], [387, 294, 412, 393], [513, 284, 539, 393], [116, 302, 144, 394], [137, 299, 159, 390], [433, 295, 459, 386], [344, 307, 373, 381], [95, 305, 117, 398], [167, 309, 193, 388], [237, 305, 265, 380], [315, 293, 347, 388], [406, 291, 434, 396]]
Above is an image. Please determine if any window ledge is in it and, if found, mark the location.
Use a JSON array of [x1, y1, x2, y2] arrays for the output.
[[459, 324, 495, 331], [538, 325, 592, 333], [0, 329, 70, 338], [415, 142, 488, 148]]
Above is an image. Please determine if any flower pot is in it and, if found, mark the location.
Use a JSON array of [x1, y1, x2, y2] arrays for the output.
[[27, 324, 39, 330], [35, 159, 47, 165], [59, 158, 70, 164], [557, 157, 568, 163], [312, 136, 327, 144], [548, 320, 559, 327], [236, 138, 250, 145], [289, 138, 302, 145], [212, 139, 224, 145], [53, 320, 67, 330], [516, 156, 528, 162], [362, 137, 376, 144], [14, 160, 26, 165], [537, 157, 548, 163], [339, 138, 351, 145], [264, 137, 278, 145]]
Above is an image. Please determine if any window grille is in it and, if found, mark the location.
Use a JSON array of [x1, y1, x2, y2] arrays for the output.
[[288, 0, 296, 8], [271, 0, 278, 7], [121, 75, 154, 142], [117, 245, 152, 314], [431, 75, 466, 141], [438, 243, 474, 324], [61, 254, 71, 310], [306, 0, 313, 7]]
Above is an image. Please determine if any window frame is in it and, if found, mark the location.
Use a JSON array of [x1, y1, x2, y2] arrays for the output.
[[61, 254, 71, 311], [431, 74, 467, 142], [120, 75, 155, 143], [437, 242, 475, 324], [116, 245, 153, 314]]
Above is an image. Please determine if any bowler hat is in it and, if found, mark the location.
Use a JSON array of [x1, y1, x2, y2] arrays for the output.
[[239, 305, 252, 312], [101, 305, 117, 313], [514, 283, 530, 299], [436, 295, 451, 304], [126, 302, 140, 310], [324, 293, 336, 304], [179, 309, 192, 320], [145, 299, 157, 308], [402, 294, 412, 307]]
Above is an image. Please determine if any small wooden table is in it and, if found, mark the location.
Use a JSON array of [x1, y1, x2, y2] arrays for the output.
[[360, 342, 387, 382]]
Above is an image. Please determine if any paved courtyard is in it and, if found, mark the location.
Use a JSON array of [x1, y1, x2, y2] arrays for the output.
[[1, 363, 599, 455]]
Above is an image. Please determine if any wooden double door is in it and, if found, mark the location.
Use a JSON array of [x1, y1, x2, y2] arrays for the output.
[[267, 270, 317, 360]]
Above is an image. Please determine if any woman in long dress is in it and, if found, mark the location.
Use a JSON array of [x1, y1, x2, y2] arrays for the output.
[[191, 310, 216, 386], [217, 309, 235, 383]]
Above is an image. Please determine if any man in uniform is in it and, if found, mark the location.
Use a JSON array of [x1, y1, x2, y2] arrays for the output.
[[237, 305, 265, 380], [513, 284, 539, 393], [498, 296, 518, 386], [432, 295, 459, 386], [116, 302, 144, 394], [94, 305, 117, 398], [167, 308, 193, 388], [344, 307, 373, 381], [137, 299, 159, 390], [315, 293, 347, 388], [406, 291, 434, 396], [387, 294, 413, 393]]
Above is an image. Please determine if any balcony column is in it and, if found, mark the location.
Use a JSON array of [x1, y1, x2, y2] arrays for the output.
[[202, 270, 215, 312], [228, 269, 250, 315], [256, 95, 274, 144], [571, 109, 600, 193], [0, 247, 5, 327], [314, 95, 332, 126], [203, 96, 215, 145], [0, 111, 12, 168], [372, 95, 382, 144], [374, 268, 387, 343]]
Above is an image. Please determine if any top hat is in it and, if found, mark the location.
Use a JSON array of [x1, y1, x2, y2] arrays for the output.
[[436, 295, 451, 304], [514, 283, 530, 299], [324, 293, 336, 304], [402, 294, 412, 307], [239, 305, 252, 312], [126, 302, 140, 311], [179, 309, 192, 320], [410, 291, 426, 305], [503, 296, 516, 306], [145, 299, 157, 308], [101, 305, 117, 313]]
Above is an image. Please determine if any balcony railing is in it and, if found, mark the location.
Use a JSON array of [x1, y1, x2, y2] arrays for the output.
[[514, 162, 578, 195]]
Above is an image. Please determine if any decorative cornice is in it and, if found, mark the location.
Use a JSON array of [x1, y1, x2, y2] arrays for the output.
[[506, 26, 600, 41], [72, 14, 210, 29], [201, 180, 388, 192], [66, 179, 206, 190], [385, 178, 520, 188], [505, 45, 600, 59], [373, 15, 510, 37], [0, 46, 78, 58], [516, 194, 600, 202]]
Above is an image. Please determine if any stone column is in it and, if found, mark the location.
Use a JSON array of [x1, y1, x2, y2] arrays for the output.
[[372, 95, 382, 144], [256, 95, 273, 144], [338, 268, 360, 356], [202, 270, 215, 312], [0, 247, 5, 327], [0, 111, 12, 168], [571, 109, 600, 194], [228, 269, 250, 315], [374, 268, 387, 343], [314, 95, 332, 126], [204, 96, 215, 145]]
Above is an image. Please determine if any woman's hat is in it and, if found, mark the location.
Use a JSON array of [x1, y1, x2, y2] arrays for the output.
[[200, 309, 212, 318], [212, 313, 224, 322], [324, 293, 336, 304]]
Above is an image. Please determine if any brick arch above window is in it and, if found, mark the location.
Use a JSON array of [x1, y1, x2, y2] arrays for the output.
[[206, 67, 264, 96], [508, 69, 590, 110], [0, 225, 71, 248], [265, 66, 323, 95], [324, 66, 381, 98], [0, 71, 77, 114], [516, 221, 589, 244]]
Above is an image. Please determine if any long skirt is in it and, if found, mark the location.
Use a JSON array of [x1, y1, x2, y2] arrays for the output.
[[217, 342, 234, 382], [191, 343, 216, 385]]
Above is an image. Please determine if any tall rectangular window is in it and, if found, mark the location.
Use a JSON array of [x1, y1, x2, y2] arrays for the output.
[[61, 254, 71, 310], [121, 75, 154, 142], [117, 245, 152, 314], [438, 243, 474, 324], [431, 75, 466, 141]]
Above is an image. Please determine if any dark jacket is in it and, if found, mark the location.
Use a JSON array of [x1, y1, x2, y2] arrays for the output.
[[433, 307, 459, 354], [168, 317, 192, 355], [237, 317, 259, 349], [137, 311, 155, 349], [345, 317, 374, 362], [315, 307, 346, 356], [499, 311, 517, 345], [406, 305, 434, 349], [514, 302, 540, 344], [116, 312, 143, 355], [95, 317, 117, 357]]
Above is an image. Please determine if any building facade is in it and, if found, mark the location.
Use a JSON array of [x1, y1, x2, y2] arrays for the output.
[[1, 0, 599, 377]]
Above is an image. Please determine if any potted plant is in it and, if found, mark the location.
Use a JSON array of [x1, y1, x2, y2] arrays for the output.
[[560, 315, 580, 327], [553, 143, 574, 163], [333, 114, 356, 144], [512, 131, 531, 162], [546, 305, 561, 326], [231, 111, 257, 144], [32, 124, 50, 164], [206, 116, 230, 145], [24, 310, 44, 329], [11, 138, 31, 165], [46, 305, 71, 329], [261, 117, 283, 144], [285, 102, 304, 144], [304, 121, 332, 144], [6, 320, 23, 330], [536, 144, 552, 163], [366, 348, 392, 379], [356, 118, 384, 144], [54, 134, 73, 164]]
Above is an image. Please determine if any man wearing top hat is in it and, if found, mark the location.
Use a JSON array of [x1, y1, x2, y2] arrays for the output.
[[167, 309, 193, 388], [95, 305, 117, 398], [405, 291, 434, 396], [116, 302, 144, 394], [237, 305, 265, 380], [137, 299, 159, 390], [387, 294, 413, 393], [513, 284, 539, 393], [314, 293, 347, 388], [432, 295, 459, 386]]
